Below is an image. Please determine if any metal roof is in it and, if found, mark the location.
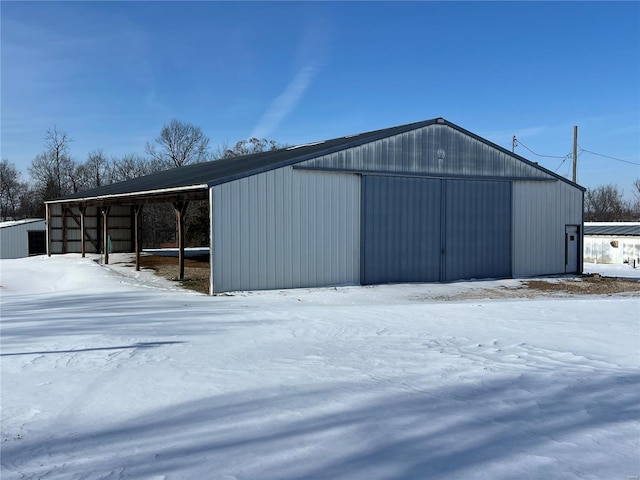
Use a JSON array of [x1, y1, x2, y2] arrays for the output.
[[584, 223, 640, 236], [0, 218, 46, 229], [48, 118, 583, 205]]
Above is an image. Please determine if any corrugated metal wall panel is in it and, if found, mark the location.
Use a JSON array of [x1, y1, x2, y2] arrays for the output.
[[49, 204, 63, 254], [361, 176, 442, 284], [444, 180, 512, 280], [361, 177, 512, 283], [0, 220, 46, 259], [0, 226, 24, 258], [584, 236, 640, 264], [512, 181, 583, 276], [301, 124, 551, 180], [48, 205, 131, 254], [212, 167, 360, 293], [49, 204, 63, 229]]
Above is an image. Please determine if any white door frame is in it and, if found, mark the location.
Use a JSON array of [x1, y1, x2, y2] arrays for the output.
[[565, 225, 580, 273]]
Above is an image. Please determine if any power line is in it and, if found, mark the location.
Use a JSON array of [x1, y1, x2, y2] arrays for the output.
[[578, 146, 640, 166], [514, 138, 569, 159], [553, 154, 572, 173], [512, 136, 574, 175]]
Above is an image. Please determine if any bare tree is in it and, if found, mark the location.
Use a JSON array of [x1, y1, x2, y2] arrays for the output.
[[215, 137, 284, 160], [75, 149, 110, 190], [145, 119, 211, 169], [585, 184, 629, 221], [17, 185, 42, 218], [143, 120, 210, 249], [0, 160, 26, 220], [29, 127, 77, 201], [109, 153, 150, 183]]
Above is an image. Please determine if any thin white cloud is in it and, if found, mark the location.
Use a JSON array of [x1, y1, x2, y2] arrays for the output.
[[250, 64, 319, 139]]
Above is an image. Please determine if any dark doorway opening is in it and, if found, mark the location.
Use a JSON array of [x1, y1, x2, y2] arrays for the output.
[[28, 230, 46, 256]]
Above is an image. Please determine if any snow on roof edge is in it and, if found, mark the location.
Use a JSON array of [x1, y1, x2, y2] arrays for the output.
[[0, 219, 46, 228]]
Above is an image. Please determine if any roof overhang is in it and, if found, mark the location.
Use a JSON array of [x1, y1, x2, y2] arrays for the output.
[[45, 184, 209, 207]]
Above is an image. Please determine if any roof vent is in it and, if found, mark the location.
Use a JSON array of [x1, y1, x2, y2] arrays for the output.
[[436, 118, 445, 124]]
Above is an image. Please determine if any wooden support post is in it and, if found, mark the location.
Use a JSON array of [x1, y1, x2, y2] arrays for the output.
[[96, 208, 102, 255], [101, 206, 111, 264], [173, 201, 189, 280], [80, 205, 87, 258], [134, 205, 143, 271]]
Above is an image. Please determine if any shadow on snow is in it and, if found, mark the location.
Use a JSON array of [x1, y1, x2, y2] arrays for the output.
[[0, 341, 185, 357], [2, 370, 638, 479], [0, 291, 279, 341]]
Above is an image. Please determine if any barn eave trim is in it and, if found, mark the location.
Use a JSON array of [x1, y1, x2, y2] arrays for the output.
[[44, 184, 209, 206], [293, 165, 560, 183]]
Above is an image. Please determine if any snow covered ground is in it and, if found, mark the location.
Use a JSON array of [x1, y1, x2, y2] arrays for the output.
[[1, 254, 638, 480], [584, 260, 640, 279]]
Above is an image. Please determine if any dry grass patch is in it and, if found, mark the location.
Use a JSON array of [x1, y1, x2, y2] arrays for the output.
[[524, 275, 640, 296], [138, 254, 210, 294]]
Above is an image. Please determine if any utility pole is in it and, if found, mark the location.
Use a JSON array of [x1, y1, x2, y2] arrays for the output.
[[512, 135, 517, 153], [572, 125, 578, 183]]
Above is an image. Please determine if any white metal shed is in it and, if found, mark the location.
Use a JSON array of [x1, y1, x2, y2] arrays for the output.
[[584, 222, 640, 264], [0, 219, 47, 259]]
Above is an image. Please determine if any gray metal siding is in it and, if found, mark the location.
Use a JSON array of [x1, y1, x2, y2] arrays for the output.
[[0, 220, 46, 259], [444, 180, 512, 280], [361, 177, 512, 284], [361, 176, 442, 284], [212, 167, 360, 293], [512, 181, 583, 276], [301, 124, 552, 180]]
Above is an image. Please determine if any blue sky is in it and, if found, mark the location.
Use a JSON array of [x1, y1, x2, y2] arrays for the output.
[[2, 1, 639, 198]]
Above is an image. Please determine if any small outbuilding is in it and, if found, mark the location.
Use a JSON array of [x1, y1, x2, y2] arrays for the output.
[[0, 219, 47, 259], [584, 222, 640, 265], [45, 118, 585, 294]]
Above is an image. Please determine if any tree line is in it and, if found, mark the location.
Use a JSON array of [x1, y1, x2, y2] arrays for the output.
[[0, 119, 283, 220], [0, 119, 284, 247], [584, 181, 640, 222]]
